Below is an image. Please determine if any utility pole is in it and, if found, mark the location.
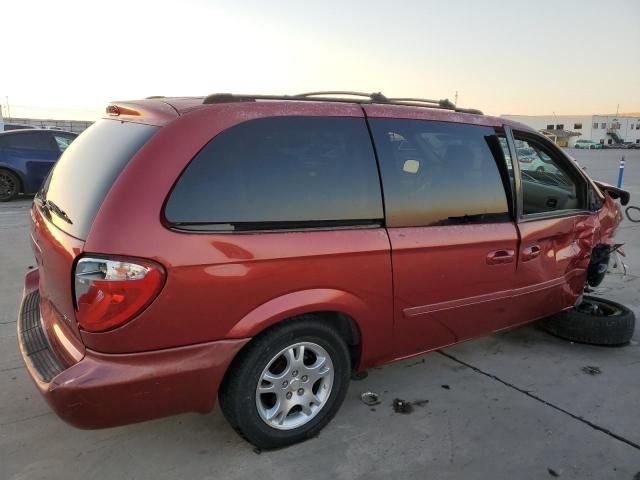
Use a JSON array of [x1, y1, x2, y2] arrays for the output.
[[5, 96, 10, 120], [454, 91, 458, 106]]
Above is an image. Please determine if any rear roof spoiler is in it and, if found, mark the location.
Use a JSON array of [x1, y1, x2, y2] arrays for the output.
[[594, 181, 630, 206]]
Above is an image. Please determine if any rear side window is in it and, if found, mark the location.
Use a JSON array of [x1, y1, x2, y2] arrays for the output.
[[165, 116, 383, 231], [40, 120, 158, 239], [369, 119, 510, 227], [0, 132, 55, 150]]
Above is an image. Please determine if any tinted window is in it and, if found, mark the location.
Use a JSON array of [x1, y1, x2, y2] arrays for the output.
[[165, 116, 383, 230], [369, 119, 510, 227], [40, 120, 158, 239], [514, 133, 583, 215], [1, 132, 54, 150]]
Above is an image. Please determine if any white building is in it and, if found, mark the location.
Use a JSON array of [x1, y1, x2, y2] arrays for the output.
[[502, 113, 640, 147]]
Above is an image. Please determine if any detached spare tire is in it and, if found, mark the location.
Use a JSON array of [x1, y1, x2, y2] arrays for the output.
[[539, 296, 635, 346]]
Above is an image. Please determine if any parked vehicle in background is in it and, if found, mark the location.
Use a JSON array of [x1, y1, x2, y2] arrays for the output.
[[2, 123, 35, 131], [603, 142, 632, 149], [516, 145, 556, 172], [17, 92, 631, 449], [516, 146, 536, 164], [0, 129, 77, 201], [574, 139, 602, 149]]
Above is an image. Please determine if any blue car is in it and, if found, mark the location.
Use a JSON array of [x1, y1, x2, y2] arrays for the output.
[[0, 129, 77, 201]]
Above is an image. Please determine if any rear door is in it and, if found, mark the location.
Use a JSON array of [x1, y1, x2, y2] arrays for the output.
[[367, 117, 519, 357], [507, 129, 592, 320]]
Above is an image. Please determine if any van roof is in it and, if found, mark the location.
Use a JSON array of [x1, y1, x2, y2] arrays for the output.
[[103, 92, 535, 132]]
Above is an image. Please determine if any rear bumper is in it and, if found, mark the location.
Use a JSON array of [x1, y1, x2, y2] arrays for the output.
[[17, 270, 249, 429]]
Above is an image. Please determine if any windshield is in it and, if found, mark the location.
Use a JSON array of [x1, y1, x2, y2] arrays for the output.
[[39, 120, 158, 239]]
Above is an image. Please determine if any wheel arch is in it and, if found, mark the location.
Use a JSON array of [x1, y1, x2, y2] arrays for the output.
[[226, 288, 368, 369]]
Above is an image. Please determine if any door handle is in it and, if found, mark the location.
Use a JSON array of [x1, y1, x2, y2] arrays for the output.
[[486, 249, 515, 265], [522, 245, 541, 261]]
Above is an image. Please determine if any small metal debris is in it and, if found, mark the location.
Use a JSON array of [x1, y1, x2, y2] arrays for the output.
[[441, 384, 450, 390], [547, 467, 559, 477], [392, 398, 413, 414], [582, 366, 602, 376], [360, 392, 380, 406]]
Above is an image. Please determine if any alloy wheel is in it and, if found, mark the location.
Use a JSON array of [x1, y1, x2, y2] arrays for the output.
[[255, 341, 334, 430]]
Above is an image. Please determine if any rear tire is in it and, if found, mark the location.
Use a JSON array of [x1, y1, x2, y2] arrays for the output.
[[219, 316, 351, 449], [539, 296, 635, 346], [0, 169, 20, 202]]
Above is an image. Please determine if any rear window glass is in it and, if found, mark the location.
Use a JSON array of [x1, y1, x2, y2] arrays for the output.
[[40, 120, 158, 239], [369, 119, 510, 227], [165, 116, 383, 231]]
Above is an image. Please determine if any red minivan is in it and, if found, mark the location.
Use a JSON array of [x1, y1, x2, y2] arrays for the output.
[[17, 92, 630, 448]]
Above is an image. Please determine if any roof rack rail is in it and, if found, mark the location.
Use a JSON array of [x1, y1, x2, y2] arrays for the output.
[[386, 97, 455, 109], [293, 91, 389, 103], [201, 91, 482, 114]]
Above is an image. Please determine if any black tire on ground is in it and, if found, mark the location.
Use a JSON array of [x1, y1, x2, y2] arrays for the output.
[[539, 296, 636, 346], [218, 316, 351, 449], [0, 169, 20, 202]]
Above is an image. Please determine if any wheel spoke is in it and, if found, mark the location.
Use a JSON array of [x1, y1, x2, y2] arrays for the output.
[[295, 344, 305, 363], [266, 399, 284, 421], [277, 404, 292, 425], [257, 382, 275, 393], [263, 371, 287, 383], [285, 348, 296, 367], [305, 355, 330, 378]]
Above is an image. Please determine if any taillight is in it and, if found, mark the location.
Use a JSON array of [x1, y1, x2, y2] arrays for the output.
[[74, 256, 165, 332]]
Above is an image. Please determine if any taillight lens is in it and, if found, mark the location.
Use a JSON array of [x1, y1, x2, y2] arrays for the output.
[[74, 256, 165, 332]]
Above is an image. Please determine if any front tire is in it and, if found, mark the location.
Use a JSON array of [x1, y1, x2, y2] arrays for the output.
[[219, 316, 351, 449]]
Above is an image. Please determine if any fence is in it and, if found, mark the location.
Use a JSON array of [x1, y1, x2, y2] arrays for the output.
[[3, 117, 93, 134]]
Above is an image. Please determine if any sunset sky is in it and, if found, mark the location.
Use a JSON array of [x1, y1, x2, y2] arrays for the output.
[[2, 0, 638, 120]]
